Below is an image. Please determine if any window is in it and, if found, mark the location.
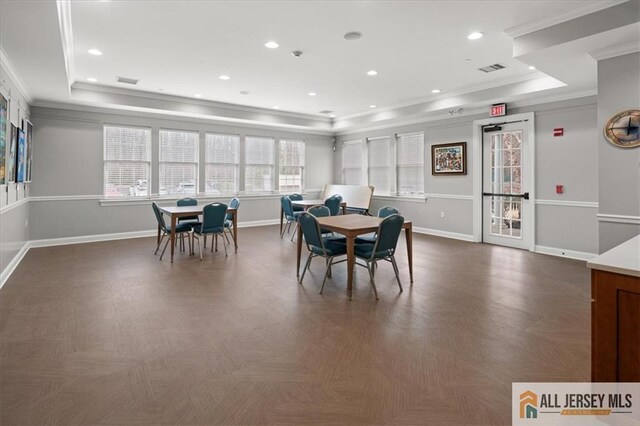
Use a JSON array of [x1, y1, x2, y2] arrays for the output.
[[159, 130, 199, 196], [245, 136, 274, 192], [279, 139, 305, 192], [342, 139, 364, 185], [396, 132, 425, 195], [104, 125, 151, 198], [205, 133, 240, 195], [367, 137, 392, 194]]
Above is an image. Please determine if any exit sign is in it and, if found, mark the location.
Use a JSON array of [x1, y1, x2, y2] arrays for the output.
[[490, 103, 507, 117]]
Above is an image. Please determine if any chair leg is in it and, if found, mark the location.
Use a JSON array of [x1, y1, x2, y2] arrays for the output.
[[204, 235, 207, 249], [224, 230, 230, 244], [155, 233, 165, 255], [197, 235, 203, 260], [300, 253, 313, 284], [159, 234, 171, 261], [366, 261, 379, 300], [390, 256, 403, 292], [320, 257, 334, 294], [222, 233, 228, 257], [290, 223, 298, 242]]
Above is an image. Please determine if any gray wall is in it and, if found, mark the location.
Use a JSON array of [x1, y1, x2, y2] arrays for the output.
[[0, 63, 30, 280], [334, 97, 599, 254], [28, 106, 333, 241], [597, 52, 640, 252]]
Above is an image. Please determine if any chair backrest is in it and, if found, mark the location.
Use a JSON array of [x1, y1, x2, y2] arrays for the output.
[[324, 194, 343, 216], [298, 212, 325, 251], [152, 202, 167, 231], [177, 197, 197, 207], [308, 205, 330, 217], [371, 214, 405, 258], [289, 193, 303, 201], [226, 197, 240, 221], [378, 206, 400, 218], [200, 203, 228, 233], [281, 196, 295, 218]]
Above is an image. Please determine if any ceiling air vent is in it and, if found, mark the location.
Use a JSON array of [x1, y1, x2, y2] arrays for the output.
[[478, 63, 506, 73], [319, 110, 334, 114], [116, 76, 139, 85]]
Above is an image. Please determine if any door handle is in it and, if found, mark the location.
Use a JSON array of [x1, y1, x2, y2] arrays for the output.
[[483, 192, 529, 200]]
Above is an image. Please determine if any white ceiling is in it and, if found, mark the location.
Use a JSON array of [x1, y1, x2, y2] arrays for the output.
[[68, 0, 588, 117], [1, 0, 635, 130]]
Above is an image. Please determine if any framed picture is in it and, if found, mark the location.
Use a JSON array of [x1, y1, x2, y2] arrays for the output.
[[16, 128, 26, 183], [0, 93, 7, 185], [7, 124, 17, 183], [431, 142, 467, 175], [23, 119, 33, 182]]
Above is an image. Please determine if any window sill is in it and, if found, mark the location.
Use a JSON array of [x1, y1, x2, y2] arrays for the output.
[[372, 194, 427, 203], [99, 192, 316, 207]]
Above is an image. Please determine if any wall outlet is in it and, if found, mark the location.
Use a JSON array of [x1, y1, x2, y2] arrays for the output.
[[440, 211, 445, 218]]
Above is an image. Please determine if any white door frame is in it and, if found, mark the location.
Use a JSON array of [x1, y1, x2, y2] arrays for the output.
[[472, 112, 536, 251]]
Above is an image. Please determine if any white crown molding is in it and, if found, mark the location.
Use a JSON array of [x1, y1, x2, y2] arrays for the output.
[[0, 47, 33, 104], [504, 0, 628, 38], [534, 245, 597, 261], [589, 41, 640, 61], [535, 199, 599, 208], [597, 213, 640, 225], [56, 0, 75, 91]]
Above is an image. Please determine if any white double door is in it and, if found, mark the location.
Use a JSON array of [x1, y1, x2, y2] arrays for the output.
[[482, 121, 532, 250]]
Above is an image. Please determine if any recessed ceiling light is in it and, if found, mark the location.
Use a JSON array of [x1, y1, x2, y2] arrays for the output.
[[467, 32, 483, 40], [369, 104, 377, 108], [431, 89, 441, 94], [264, 41, 279, 49], [239, 90, 250, 95], [273, 106, 280, 109], [86, 77, 98, 82], [344, 31, 363, 40], [218, 75, 230, 80], [308, 92, 317, 96], [194, 94, 202, 98], [528, 65, 536, 70], [367, 70, 378, 76], [330, 114, 336, 118], [88, 48, 103, 56]]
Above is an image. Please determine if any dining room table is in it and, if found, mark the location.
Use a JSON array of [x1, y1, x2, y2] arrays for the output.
[[296, 214, 413, 300], [158, 205, 238, 263], [280, 199, 347, 235]]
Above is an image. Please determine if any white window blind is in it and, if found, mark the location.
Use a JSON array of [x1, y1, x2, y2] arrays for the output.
[[396, 132, 425, 195], [342, 139, 363, 185], [104, 125, 151, 198], [367, 137, 391, 194], [245, 136, 275, 192], [279, 139, 305, 192], [159, 130, 199, 196], [205, 133, 239, 195]]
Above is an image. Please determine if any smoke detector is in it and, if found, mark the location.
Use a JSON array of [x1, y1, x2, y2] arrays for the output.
[[291, 50, 303, 58]]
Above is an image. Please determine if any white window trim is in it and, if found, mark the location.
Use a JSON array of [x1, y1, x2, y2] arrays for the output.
[[277, 138, 305, 193], [103, 124, 152, 199], [366, 135, 394, 196], [158, 128, 199, 197], [394, 131, 425, 197], [204, 132, 240, 197], [244, 135, 276, 194], [342, 139, 366, 185]]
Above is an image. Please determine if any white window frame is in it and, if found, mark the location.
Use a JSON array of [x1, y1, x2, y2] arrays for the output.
[[342, 139, 366, 185], [395, 131, 425, 197], [366, 136, 394, 195], [278, 138, 305, 193], [158, 128, 199, 197], [103, 124, 152, 199], [244, 135, 275, 193], [205, 132, 240, 196]]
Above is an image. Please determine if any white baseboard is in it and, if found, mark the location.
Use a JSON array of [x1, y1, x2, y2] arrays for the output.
[[534, 245, 597, 261], [0, 242, 30, 289], [236, 219, 280, 228], [28, 230, 157, 248], [413, 226, 475, 242]]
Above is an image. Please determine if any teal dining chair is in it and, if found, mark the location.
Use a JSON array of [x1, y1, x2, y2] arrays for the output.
[[356, 206, 401, 244], [152, 202, 192, 261], [177, 197, 199, 251], [324, 194, 343, 216], [354, 214, 405, 300], [298, 212, 348, 293], [308, 205, 333, 236], [289, 193, 304, 212], [192, 203, 229, 259], [281, 196, 302, 241], [223, 197, 240, 244]]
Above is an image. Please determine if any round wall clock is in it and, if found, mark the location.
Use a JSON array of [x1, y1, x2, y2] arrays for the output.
[[603, 109, 640, 148]]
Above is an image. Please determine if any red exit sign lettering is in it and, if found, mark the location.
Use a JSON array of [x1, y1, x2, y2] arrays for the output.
[[490, 103, 507, 117]]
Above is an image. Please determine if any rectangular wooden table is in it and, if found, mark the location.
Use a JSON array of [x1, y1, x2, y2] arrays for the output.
[[158, 205, 238, 263], [296, 215, 413, 300], [280, 199, 347, 235]]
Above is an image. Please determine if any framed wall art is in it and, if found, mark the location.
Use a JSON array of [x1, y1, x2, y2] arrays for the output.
[[431, 142, 467, 175], [23, 119, 33, 182], [0, 93, 7, 184], [7, 124, 17, 183], [16, 128, 26, 183]]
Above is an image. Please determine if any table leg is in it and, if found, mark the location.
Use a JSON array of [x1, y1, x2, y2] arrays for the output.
[[296, 223, 303, 276], [156, 223, 161, 251], [280, 207, 284, 235], [170, 214, 177, 263], [341, 204, 346, 215], [406, 223, 413, 283], [232, 211, 238, 253], [347, 236, 355, 300]]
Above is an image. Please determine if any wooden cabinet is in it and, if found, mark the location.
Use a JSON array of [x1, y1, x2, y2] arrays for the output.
[[591, 269, 640, 382]]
